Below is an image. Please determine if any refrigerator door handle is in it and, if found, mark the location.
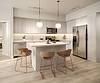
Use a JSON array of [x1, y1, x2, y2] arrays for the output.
[[77, 30, 80, 47]]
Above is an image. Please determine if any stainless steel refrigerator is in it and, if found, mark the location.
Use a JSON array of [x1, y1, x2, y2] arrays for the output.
[[73, 25, 88, 60]]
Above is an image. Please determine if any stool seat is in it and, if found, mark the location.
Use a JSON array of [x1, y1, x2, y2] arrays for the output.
[[15, 48, 32, 73], [21, 50, 31, 57], [18, 48, 28, 53], [57, 49, 74, 73], [57, 49, 71, 58], [39, 52, 56, 79]]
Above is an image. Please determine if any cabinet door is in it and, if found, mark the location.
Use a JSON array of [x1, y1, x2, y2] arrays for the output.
[[24, 19, 33, 33], [57, 22, 67, 34], [13, 42, 26, 56], [36, 21, 46, 34], [14, 18, 25, 33], [46, 21, 55, 28], [14, 18, 46, 34], [14, 18, 67, 34]]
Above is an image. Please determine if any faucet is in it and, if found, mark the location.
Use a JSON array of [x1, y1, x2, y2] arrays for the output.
[[47, 39, 50, 44], [22, 35, 26, 40]]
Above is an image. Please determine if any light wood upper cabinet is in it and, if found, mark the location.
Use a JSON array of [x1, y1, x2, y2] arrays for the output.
[[13, 17, 67, 34]]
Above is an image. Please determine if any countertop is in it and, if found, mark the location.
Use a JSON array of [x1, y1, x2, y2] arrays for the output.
[[13, 40, 45, 43], [27, 42, 67, 47]]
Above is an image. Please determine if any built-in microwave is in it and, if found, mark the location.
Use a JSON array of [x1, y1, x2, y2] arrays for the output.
[[47, 28, 57, 34]]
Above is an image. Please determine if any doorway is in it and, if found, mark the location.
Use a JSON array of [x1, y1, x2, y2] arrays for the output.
[[0, 22, 10, 61]]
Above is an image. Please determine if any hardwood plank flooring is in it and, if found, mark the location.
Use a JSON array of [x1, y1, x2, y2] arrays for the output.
[[0, 56, 100, 83], [0, 55, 11, 61]]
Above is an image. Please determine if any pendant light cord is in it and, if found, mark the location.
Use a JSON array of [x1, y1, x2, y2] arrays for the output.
[[39, 0, 40, 20], [55, 0, 61, 29], [36, 0, 43, 28], [57, 0, 60, 20]]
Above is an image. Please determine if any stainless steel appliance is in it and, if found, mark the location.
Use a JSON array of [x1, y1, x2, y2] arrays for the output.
[[47, 28, 57, 34], [73, 25, 88, 59]]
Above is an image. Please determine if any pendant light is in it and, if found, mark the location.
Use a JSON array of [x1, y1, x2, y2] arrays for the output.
[[36, 0, 43, 28], [55, 0, 61, 29]]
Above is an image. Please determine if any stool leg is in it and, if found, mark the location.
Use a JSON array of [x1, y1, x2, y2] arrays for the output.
[[39, 58, 45, 79], [64, 57, 67, 74], [29, 55, 32, 67], [56, 56, 59, 70], [20, 57, 22, 67], [56, 56, 66, 74], [25, 56, 28, 73], [70, 56, 74, 71], [15, 58, 19, 71], [50, 58, 56, 77]]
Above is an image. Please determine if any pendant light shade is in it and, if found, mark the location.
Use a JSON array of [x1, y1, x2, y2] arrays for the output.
[[36, 21, 43, 28], [36, 0, 43, 28], [55, 0, 61, 29], [55, 23, 61, 29]]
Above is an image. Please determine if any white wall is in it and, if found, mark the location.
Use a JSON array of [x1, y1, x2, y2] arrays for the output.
[[66, 1, 100, 62], [0, 0, 13, 58], [67, 20, 76, 34], [96, 12, 100, 62]]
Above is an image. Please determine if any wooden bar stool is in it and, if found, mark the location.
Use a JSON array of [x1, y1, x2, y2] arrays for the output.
[[39, 52, 56, 79], [57, 49, 74, 73], [15, 48, 32, 73]]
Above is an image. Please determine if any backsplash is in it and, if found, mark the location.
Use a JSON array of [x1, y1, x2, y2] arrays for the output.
[[13, 34, 73, 42]]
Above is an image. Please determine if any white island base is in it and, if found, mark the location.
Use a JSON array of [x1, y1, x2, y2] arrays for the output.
[[27, 42, 66, 71]]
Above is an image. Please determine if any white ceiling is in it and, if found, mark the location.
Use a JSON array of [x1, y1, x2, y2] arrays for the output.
[[13, 0, 100, 16]]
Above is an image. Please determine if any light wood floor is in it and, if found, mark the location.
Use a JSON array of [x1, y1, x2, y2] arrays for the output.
[[0, 56, 100, 83], [0, 55, 11, 61]]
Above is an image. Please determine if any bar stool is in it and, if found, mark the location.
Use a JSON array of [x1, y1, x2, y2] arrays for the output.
[[39, 52, 56, 79], [15, 48, 32, 73], [57, 49, 74, 73]]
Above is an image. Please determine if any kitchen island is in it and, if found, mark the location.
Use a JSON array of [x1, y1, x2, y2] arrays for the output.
[[26, 42, 67, 71]]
